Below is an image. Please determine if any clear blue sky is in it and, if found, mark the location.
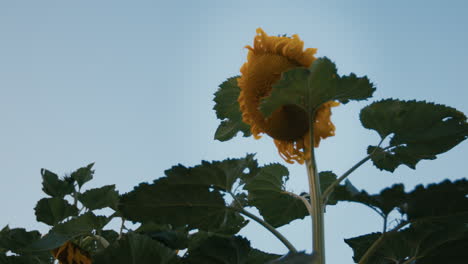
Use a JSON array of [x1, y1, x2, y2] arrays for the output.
[[1, 1, 467, 263]]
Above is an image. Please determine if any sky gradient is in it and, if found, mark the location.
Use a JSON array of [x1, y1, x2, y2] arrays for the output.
[[1, 1, 467, 263]]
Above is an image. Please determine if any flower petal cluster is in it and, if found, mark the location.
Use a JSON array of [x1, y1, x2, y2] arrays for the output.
[[52, 241, 92, 264], [238, 28, 338, 164]]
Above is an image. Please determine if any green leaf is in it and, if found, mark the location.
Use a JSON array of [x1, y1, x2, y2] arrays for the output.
[[344, 232, 381, 263], [213, 76, 251, 141], [164, 154, 258, 193], [360, 99, 468, 172], [78, 184, 119, 210], [136, 223, 189, 250], [319, 171, 338, 205], [119, 179, 231, 231], [0, 226, 42, 254], [0, 255, 53, 264], [246, 249, 281, 264], [34, 198, 78, 226], [184, 235, 250, 264], [40, 169, 74, 198], [71, 163, 94, 188], [244, 164, 308, 227], [335, 183, 406, 217], [260, 57, 375, 117], [27, 212, 109, 251], [267, 252, 317, 264], [93, 233, 178, 264]]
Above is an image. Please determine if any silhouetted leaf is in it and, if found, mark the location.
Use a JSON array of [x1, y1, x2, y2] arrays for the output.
[[244, 164, 308, 227], [78, 185, 119, 210], [260, 57, 375, 117], [184, 234, 250, 264], [360, 99, 468, 171], [34, 198, 78, 226], [247, 249, 281, 264], [0, 226, 42, 254], [70, 163, 94, 188], [40, 169, 74, 198], [214, 76, 251, 141], [93, 233, 178, 264]]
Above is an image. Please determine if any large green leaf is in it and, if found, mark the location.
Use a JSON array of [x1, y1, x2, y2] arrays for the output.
[[40, 169, 74, 198], [260, 57, 375, 117], [244, 164, 308, 228], [93, 233, 178, 264], [0, 255, 53, 264], [164, 154, 258, 192], [34, 198, 78, 226], [78, 184, 119, 210], [136, 223, 189, 250], [360, 99, 468, 171], [213, 76, 251, 141], [184, 234, 250, 264], [119, 179, 230, 231], [70, 163, 94, 188], [27, 212, 109, 251]]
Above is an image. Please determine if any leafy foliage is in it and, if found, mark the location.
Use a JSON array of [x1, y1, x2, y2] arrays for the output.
[[260, 57, 375, 117], [71, 163, 95, 188], [34, 198, 78, 225], [41, 169, 74, 198], [213, 76, 252, 141], [184, 234, 250, 264], [361, 99, 468, 171], [344, 179, 468, 263], [244, 164, 308, 227], [267, 252, 317, 264], [78, 185, 119, 210]]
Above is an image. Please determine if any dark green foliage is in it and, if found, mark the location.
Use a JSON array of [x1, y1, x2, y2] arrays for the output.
[[244, 164, 308, 227], [0, 227, 42, 254], [360, 99, 468, 171], [260, 57, 375, 117], [184, 234, 251, 264], [267, 252, 316, 263], [78, 184, 119, 210], [93, 233, 178, 264], [34, 198, 78, 225], [246, 249, 281, 264], [71, 163, 95, 188], [40, 169, 74, 198], [344, 179, 468, 263], [136, 223, 189, 250], [213, 76, 252, 141]]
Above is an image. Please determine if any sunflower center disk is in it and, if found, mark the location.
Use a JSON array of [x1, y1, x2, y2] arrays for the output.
[[264, 104, 310, 141]]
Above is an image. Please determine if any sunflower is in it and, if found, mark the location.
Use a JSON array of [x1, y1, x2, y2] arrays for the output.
[[237, 28, 339, 164], [52, 241, 92, 264]]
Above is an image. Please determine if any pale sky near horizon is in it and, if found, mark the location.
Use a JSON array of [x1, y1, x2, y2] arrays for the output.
[[1, 1, 467, 263]]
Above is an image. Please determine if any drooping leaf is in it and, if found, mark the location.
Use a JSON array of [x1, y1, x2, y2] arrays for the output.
[[319, 171, 338, 205], [34, 198, 78, 226], [70, 163, 94, 188], [267, 252, 317, 264], [119, 179, 231, 231], [27, 212, 109, 251], [214, 76, 251, 141], [344, 232, 381, 263], [184, 234, 250, 264], [360, 99, 468, 171], [40, 169, 74, 198], [93, 233, 178, 264], [260, 57, 375, 117], [78, 185, 119, 210], [244, 164, 308, 227], [0, 254, 53, 264]]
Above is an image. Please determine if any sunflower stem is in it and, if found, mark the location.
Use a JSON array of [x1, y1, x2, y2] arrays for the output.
[[306, 126, 325, 264]]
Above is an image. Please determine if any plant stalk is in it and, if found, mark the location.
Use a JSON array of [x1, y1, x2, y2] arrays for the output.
[[306, 154, 325, 263], [239, 208, 298, 253]]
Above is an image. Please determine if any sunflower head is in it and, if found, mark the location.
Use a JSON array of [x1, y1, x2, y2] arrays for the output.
[[237, 28, 339, 164], [52, 241, 92, 264]]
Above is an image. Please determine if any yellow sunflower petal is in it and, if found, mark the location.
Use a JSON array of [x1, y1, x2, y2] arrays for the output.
[[238, 28, 338, 164]]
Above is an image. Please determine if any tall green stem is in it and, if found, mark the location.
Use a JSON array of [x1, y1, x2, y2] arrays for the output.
[[306, 138, 325, 263]]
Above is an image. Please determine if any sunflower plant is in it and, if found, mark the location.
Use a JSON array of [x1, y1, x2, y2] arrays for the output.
[[1, 28, 468, 264]]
